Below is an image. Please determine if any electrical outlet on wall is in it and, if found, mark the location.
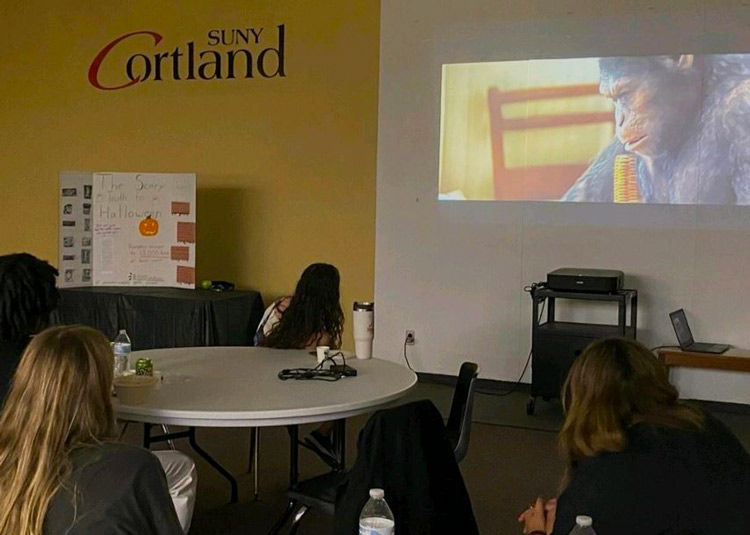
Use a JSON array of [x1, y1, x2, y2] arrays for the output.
[[405, 330, 415, 345]]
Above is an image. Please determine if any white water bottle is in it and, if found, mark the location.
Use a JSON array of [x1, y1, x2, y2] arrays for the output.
[[353, 301, 374, 360], [359, 488, 395, 535], [113, 329, 132, 377], [568, 515, 597, 534]]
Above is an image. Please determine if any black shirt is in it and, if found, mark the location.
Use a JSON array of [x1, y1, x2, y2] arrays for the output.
[[553, 415, 750, 535], [0, 338, 28, 405], [44, 443, 183, 535]]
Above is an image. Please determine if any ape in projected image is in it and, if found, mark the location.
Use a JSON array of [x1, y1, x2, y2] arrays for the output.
[[440, 55, 750, 203], [563, 54, 750, 204]]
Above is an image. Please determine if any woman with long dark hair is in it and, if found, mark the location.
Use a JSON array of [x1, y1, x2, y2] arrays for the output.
[[255, 263, 345, 465], [0, 325, 196, 535], [519, 338, 750, 535], [255, 263, 344, 350]]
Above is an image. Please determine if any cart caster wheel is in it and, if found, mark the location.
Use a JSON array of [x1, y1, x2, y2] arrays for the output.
[[526, 397, 536, 416]]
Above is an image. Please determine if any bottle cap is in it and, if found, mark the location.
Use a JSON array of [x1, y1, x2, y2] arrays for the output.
[[576, 516, 593, 527], [369, 488, 384, 500]]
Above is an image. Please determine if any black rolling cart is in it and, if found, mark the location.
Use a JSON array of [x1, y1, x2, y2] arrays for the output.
[[527, 286, 638, 415]]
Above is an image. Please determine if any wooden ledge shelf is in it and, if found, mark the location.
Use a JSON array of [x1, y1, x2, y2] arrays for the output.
[[657, 348, 750, 373]]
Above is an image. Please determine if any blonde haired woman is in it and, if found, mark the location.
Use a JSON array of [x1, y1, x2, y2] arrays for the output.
[[519, 338, 750, 535], [0, 325, 196, 535]]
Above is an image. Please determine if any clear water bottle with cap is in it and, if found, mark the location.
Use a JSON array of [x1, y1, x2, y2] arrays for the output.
[[113, 329, 132, 377], [359, 488, 395, 535], [568, 515, 597, 535]]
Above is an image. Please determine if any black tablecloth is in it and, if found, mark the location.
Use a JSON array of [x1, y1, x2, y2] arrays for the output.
[[54, 287, 265, 349]]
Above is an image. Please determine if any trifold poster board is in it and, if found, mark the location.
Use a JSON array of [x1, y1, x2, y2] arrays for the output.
[[59, 172, 196, 289]]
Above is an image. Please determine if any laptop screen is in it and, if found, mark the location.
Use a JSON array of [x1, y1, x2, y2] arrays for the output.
[[669, 309, 694, 348]]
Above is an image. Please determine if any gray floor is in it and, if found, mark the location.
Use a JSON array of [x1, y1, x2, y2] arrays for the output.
[[121, 382, 750, 535]]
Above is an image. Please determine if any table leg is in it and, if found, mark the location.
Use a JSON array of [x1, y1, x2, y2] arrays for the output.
[[289, 424, 299, 486], [253, 428, 260, 501], [141, 424, 239, 504], [248, 427, 257, 473], [143, 423, 153, 448], [119, 421, 129, 441], [266, 426, 300, 535], [267, 500, 296, 535], [334, 419, 346, 469], [187, 427, 239, 504], [161, 424, 176, 450]]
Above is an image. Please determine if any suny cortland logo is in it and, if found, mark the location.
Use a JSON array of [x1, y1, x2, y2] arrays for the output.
[[88, 25, 285, 90]]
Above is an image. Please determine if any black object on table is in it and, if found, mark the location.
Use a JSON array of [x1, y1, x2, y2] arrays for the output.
[[53, 286, 265, 348], [54, 286, 265, 504]]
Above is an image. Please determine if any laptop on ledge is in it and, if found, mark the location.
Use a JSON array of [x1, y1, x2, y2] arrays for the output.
[[669, 309, 730, 354]]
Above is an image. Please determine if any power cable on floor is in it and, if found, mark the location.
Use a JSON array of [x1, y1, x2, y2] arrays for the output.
[[477, 293, 545, 397]]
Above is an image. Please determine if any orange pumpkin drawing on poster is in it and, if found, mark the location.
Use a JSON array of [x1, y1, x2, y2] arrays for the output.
[[139, 215, 159, 236]]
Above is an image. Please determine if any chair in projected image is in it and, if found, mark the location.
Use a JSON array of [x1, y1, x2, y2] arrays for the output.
[[487, 84, 614, 200]]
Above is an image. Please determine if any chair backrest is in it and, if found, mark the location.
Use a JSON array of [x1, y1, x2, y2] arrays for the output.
[[445, 362, 479, 464], [487, 84, 614, 200]]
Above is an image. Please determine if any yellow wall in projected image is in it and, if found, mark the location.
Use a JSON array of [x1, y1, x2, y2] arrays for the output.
[[439, 58, 615, 201]]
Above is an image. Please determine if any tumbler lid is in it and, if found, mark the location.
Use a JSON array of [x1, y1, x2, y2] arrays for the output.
[[353, 301, 374, 311]]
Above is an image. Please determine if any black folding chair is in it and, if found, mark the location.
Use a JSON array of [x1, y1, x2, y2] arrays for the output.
[[446, 361, 480, 463], [269, 361, 480, 535]]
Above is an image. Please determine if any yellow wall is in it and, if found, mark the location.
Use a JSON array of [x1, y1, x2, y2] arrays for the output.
[[0, 1, 379, 348]]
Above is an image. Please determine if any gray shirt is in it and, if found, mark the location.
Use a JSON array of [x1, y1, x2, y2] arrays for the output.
[[45, 443, 183, 535]]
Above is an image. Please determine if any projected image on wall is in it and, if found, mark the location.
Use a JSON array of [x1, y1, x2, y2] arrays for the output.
[[439, 54, 750, 204]]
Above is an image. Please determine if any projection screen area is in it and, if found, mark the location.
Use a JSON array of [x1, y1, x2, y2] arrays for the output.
[[439, 54, 750, 205]]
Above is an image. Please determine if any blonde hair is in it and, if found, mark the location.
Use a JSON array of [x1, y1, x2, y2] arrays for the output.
[[559, 338, 703, 482], [0, 325, 116, 535]]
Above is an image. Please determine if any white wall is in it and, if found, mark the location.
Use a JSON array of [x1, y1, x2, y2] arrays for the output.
[[374, 0, 750, 404]]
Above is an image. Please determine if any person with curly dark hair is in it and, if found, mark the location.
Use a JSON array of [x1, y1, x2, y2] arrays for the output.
[[255, 263, 345, 466], [0, 253, 59, 403]]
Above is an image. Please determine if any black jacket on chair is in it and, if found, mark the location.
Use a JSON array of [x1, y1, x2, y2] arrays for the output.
[[333, 399, 479, 535]]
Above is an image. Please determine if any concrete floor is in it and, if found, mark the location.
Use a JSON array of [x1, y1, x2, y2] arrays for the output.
[[121, 382, 750, 535]]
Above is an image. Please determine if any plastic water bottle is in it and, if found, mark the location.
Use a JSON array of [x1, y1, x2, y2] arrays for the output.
[[113, 329, 132, 377], [359, 488, 395, 535], [569, 515, 597, 534]]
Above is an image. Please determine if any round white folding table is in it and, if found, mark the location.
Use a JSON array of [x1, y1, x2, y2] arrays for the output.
[[115, 346, 417, 504]]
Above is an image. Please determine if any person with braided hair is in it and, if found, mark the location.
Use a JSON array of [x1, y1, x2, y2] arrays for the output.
[[0, 253, 59, 403]]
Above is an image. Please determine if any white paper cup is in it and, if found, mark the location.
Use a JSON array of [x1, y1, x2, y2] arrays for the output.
[[114, 375, 159, 405], [316, 346, 330, 363]]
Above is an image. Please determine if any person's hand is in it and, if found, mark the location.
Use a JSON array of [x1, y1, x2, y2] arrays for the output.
[[544, 498, 557, 534], [518, 497, 547, 534], [518, 497, 557, 534]]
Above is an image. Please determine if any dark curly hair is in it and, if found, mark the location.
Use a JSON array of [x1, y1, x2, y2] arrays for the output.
[[0, 253, 59, 342], [264, 263, 344, 350]]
